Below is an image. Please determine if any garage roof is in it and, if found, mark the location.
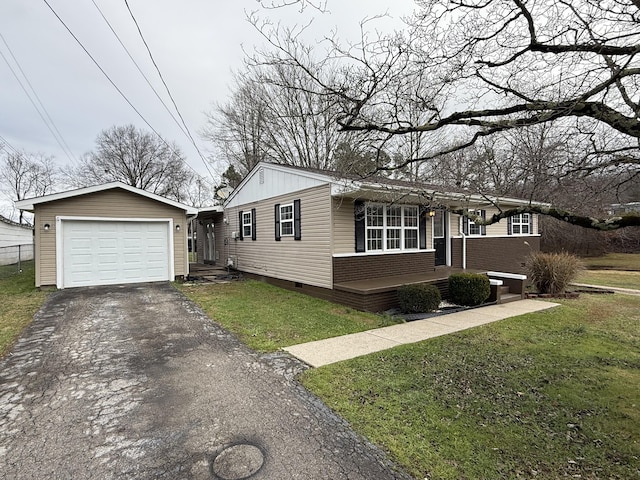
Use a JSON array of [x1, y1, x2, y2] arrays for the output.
[[15, 182, 198, 215]]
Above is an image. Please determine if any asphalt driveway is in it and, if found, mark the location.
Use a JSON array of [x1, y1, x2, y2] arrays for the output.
[[0, 282, 411, 480]]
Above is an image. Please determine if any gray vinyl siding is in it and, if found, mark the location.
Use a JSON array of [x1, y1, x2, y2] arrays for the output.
[[34, 189, 188, 287], [226, 184, 333, 289]]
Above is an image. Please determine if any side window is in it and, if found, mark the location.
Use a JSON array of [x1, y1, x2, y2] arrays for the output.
[[275, 200, 301, 241], [242, 211, 252, 238]]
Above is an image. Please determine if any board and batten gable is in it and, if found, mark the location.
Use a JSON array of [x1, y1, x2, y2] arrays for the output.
[[225, 164, 331, 209], [34, 188, 188, 287], [226, 184, 333, 289]]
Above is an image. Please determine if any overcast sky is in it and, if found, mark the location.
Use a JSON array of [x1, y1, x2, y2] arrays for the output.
[[0, 0, 414, 189]]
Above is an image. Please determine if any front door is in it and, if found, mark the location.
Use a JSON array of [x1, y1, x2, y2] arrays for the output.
[[433, 209, 447, 266]]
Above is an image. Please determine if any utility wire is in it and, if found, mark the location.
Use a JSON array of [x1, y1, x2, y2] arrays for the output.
[[0, 133, 21, 156], [41, 0, 191, 171], [0, 33, 77, 163], [123, 0, 215, 179], [90, 0, 189, 141]]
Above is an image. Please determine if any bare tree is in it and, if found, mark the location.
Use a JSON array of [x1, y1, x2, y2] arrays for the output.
[[63, 125, 193, 202], [0, 150, 57, 224], [202, 62, 342, 175], [250, 0, 640, 229]]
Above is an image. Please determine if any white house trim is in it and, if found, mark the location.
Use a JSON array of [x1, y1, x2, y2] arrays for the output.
[[16, 182, 197, 214]]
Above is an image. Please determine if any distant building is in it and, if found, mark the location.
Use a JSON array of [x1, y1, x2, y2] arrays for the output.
[[609, 202, 640, 215]]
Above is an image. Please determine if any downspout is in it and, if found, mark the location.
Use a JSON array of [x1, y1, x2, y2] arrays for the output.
[[186, 214, 198, 278], [460, 216, 467, 270]]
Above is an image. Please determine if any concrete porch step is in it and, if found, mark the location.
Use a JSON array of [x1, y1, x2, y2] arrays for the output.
[[500, 293, 522, 304]]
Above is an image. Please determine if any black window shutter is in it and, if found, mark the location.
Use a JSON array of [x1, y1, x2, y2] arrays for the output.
[[354, 200, 366, 252], [274, 204, 281, 241], [481, 209, 487, 236], [528, 213, 533, 234], [462, 214, 469, 235], [251, 208, 256, 241], [293, 199, 301, 241], [507, 215, 513, 235], [419, 206, 427, 250], [238, 210, 244, 240]]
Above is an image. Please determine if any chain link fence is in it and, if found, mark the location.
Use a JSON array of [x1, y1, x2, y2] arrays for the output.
[[0, 244, 34, 279]]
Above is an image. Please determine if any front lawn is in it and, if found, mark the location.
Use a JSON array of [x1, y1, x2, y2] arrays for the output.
[[0, 261, 49, 357], [581, 253, 640, 271], [176, 280, 401, 352], [575, 270, 640, 290], [302, 294, 640, 480]]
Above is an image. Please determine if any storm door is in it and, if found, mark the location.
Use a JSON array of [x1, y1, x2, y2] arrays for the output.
[[204, 222, 215, 262], [433, 209, 447, 266]]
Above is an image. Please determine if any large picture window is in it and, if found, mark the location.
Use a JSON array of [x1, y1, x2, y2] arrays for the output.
[[365, 203, 420, 252]]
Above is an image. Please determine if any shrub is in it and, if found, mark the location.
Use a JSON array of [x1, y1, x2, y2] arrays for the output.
[[448, 273, 491, 306], [397, 284, 442, 313], [526, 251, 583, 295]]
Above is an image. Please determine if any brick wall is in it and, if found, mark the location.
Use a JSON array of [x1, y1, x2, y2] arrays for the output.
[[333, 252, 436, 283], [466, 236, 540, 274]]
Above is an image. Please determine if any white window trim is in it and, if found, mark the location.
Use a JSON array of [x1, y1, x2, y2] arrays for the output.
[[279, 203, 294, 237], [510, 213, 531, 235], [242, 211, 252, 238], [465, 209, 484, 236], [365, 203, 420, 253]]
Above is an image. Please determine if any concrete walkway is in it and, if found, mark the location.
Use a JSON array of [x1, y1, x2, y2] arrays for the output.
[[284, 299, 560, 367]]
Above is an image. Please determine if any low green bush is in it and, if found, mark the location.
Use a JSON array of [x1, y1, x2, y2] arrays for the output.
[[448, 273, 490, 306], [397, 284, 442, 313], [526, 251, 583, 294]]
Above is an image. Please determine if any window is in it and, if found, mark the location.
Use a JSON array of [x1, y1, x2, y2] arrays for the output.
[[239, 208, 256, 240], [242, 211, 252, 238], [365, 203, 420, 252], [464, 209, 486, 236], [280, 204, 294, 236], [275, 200, 301, 241], [510, 213, 531, 235], [404, 206, 419, 249]]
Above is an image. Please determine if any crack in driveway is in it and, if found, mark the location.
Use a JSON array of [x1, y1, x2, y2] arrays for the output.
[[0, 282, 412, 480]]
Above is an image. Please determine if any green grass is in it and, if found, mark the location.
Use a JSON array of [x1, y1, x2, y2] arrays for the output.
[[302, 294, 640, 480], [0, 261, 49, 357], [176, 280, 402, 352], [576, 270, 640, 290], [581, 253, 640, 271]]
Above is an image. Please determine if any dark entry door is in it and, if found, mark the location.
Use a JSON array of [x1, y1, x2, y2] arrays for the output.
[[433, 210, 447, 266]]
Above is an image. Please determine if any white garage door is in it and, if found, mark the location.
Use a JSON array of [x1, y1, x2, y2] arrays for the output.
[[62, 220, 171, 288]]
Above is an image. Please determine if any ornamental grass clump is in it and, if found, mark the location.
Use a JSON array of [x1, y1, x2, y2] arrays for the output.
[[397, 284, 442, 313], [448, 273, 491, 306], [526, 251, 583, 295]]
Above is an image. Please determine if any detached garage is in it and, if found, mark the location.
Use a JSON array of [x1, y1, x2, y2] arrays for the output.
[[15, 182, 197, 288]]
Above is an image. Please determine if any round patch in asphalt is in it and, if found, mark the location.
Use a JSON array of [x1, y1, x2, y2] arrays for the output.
[[211, 442, 265, 480]]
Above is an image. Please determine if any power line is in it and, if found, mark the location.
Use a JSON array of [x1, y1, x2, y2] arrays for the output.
[[0, 32, 77, 163], [89, 0, 189, 141], [0, 133, 21, 156], [123, 0, 215, 179], [41, 0, 196, 174]]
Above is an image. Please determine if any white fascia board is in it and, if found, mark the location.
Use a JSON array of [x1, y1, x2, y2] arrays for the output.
[[15, 182, 198, 214], [197, 206, 224, 214], [331, 182, 550, 208]]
